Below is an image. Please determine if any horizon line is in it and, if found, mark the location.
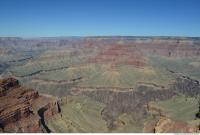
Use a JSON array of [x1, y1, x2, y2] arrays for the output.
[[0, 35, 200, 39]]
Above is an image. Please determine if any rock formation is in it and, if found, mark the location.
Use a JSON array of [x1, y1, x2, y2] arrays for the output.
[[154, 117, 198, 133], [69, 75, 200, 129], [0, 78, 60, 133], [1, 37, 200, 133]]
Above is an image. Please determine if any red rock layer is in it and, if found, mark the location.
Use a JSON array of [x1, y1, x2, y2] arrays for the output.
[[43, 102, 61, 120], [90, 45, 146, 68], [87, 38, 200, 68], [0, 78, 60, 133]]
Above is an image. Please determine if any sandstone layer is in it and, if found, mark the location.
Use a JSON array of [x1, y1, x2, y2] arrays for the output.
[[0, 78, 60, 133], [154, 117, 198, 133]]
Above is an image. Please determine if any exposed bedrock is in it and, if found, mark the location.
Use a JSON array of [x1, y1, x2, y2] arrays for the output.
[[81, 87, 176, 119], [0, 78, 19, 94], [85, 38, 200, 58], [71, 76, 200, 126], [0, 78, 60, 133], [172, 76, 200, 97], [43, 101, 61, 120], [38, 101, 61, 133], [154, 117, 198, 133]]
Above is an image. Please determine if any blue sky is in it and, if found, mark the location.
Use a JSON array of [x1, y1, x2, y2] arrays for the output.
[[0, 0, 200, 37]]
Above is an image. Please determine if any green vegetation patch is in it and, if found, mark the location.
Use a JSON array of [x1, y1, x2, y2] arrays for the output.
[[148, 55, 200, 81], [46, 96, 108, 133], [150, 96, 198, 122]]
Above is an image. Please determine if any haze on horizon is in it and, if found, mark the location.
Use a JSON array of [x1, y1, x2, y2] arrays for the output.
[[0, 0, 200, 37]]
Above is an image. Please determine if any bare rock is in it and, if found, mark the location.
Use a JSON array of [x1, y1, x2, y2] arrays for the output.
[[0, 78, 60, 133], [154, 117, 198, 133]]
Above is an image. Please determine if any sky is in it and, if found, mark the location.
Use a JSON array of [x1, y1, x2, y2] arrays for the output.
[[0, 0, 200, 37]]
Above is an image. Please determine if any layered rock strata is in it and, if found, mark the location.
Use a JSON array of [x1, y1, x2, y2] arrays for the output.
[[0, 78, 60, 133]]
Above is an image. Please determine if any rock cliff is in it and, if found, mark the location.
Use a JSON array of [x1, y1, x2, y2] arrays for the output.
[[0, 78, 60, 133], [69, 75, 200, 128]]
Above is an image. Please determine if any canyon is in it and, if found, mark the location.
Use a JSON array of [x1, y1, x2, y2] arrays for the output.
[[0, 36, 200, 132]]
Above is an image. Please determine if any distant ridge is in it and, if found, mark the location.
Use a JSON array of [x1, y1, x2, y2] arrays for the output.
[[0, 36, 200, 41]]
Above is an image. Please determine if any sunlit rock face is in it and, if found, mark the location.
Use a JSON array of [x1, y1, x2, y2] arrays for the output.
[[0, 78, 59, 133]]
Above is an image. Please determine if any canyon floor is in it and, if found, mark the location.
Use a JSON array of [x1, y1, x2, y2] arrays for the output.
[[1, 36, 200, 133]]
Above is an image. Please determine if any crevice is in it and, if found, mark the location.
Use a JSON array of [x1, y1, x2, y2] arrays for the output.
[[13, 66, 69, 77], [37, 107, 51, 133], [8, 56, 33, 63], [57, 102, 61, 113]]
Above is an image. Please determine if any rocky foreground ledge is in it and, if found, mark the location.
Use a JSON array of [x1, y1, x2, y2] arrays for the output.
[[0, 78, 60, 133]]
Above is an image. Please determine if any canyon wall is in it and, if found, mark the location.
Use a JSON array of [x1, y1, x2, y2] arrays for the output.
[[69, 76, 200, 127], [0, 78, 60, 133]]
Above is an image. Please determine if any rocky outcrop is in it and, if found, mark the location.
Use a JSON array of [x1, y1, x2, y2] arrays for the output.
[[37, 101, 61, 133], [0, 87, 6, 97], [172, 76, 200, 97], [70, 85, 175, 128], [69, 75, 200, 129], [0, 78, 39, 132], [80, 86, 176, 120], [146, 103, 165, 117], [0, 78, 19, 93], [154, 117, 198, 133], [42, 101, 61, 120], [0, 78, 60, 133]]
